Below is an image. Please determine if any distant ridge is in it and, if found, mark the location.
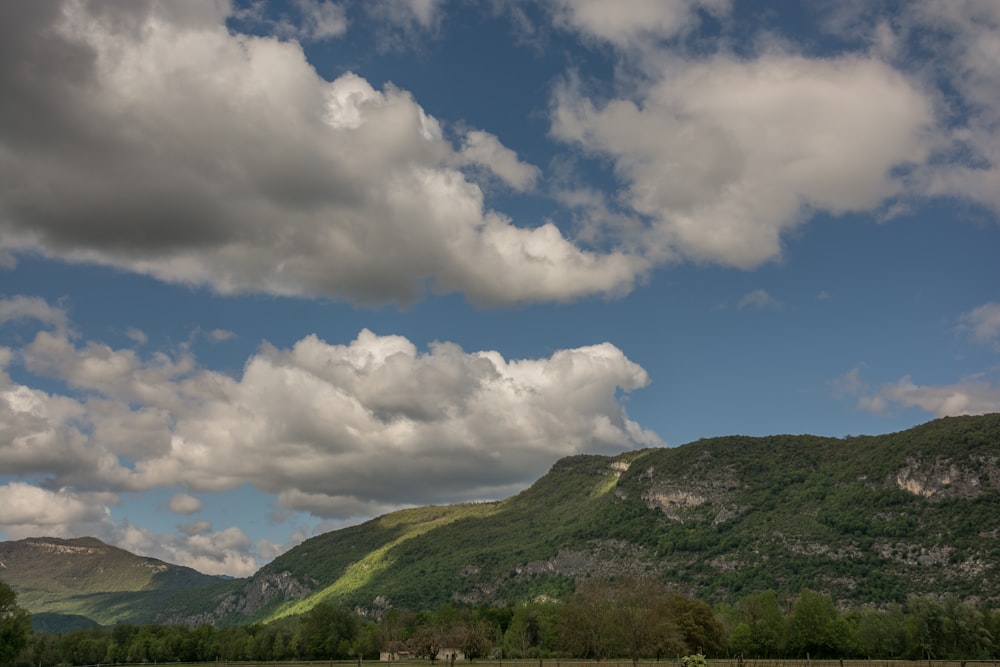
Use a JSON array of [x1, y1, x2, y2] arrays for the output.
[[0, 535, 219, 628], [4, 414, 1000, 631]]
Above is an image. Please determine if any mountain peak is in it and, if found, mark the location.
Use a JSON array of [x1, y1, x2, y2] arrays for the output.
[[0, 534, 219, 628], [21, 536, 110, 553]]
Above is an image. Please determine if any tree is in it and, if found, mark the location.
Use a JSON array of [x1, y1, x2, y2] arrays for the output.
[[505, 606, 541, 658], [460, 617, 494, 660], [379, 608, 404, 660], [617, 579, 683, 665], [786, 589, 853, 658], [728, 622, 754, 657], [737, 589, 786, 657], [300, 602, 358, 659], [0, 583, 32, 667], [848, 605, 906, 658], [556, 578, 622, 659], [906, 595, 945, 659], [940, 595, 992, 658], [663, 593, 727, 656], [410, 625, 445, 662]]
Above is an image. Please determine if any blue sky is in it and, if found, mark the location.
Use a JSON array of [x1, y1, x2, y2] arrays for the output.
[[1, 0, 998, 576]]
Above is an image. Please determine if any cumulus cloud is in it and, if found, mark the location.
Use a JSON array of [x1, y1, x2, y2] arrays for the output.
[[834, 365, 1000, 419], [834, 299, 1000, 419], [548, 0, 730, 48], [0, 0, 642, 306], [236, 0, 348, 42], [458, 130, 541, 192], [861, 374, 1000, 418], [116, 523, 260, 577], [908, 0, 1000, 212], [0, 481, 265, 576], [0, 301, 661, 573], [0, 296, 69, 330], [256, 538, 289, 561], [292, 0, 348, 41], [1, 302, 660, 525], [168, 492, 202, 515], [124, 327, 148, 345], [0, 483, 111, 529], [361, 0, 448, 51], [207, 328, 236, 342], [551, 53, 935, 269], [818, 1, 1000, 213], [958, 302, 1000, 350], [179, 519, 213, 536]]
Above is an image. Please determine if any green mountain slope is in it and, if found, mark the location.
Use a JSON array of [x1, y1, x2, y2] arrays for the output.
[[7, 415, 1000, 629], [159, 414, 1000, 625], [0, 536, 220, 629]]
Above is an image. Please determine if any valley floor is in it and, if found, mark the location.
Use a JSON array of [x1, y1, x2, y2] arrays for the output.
[[139, 660, 997, 667]]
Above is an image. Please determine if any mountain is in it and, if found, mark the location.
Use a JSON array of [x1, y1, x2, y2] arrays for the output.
[[5, 414, 1000, 630], [0, 536, 219, 629], [158, 413, 1000, 625]]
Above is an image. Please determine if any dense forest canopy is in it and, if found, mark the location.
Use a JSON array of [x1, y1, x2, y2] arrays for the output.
[[6, 578, 1000, 665]]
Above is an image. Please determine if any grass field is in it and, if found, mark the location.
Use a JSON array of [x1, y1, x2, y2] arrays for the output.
[[141, 660, 1000, 667]]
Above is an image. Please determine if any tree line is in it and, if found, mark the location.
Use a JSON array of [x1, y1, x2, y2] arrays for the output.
[[3, 578, 1000, 666]]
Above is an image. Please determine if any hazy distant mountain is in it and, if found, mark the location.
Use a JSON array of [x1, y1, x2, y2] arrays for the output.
[[5, 414, 1000, 631], [0, 536, 219, 629]]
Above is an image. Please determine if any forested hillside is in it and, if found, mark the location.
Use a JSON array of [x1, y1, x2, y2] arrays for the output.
[[4, 415, 998, 632], [158, 413, 1000, 626]]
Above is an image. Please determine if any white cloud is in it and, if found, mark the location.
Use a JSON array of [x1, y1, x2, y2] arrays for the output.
[[125, 327, 148, 345], [0, 296, 68, 330], [276, 489, 408, 522], [551, 53, 935, 269], [548, 0, 730, 49], [813, 1, 1000, 215], [207, 328, 236, 342], [835, 364, 1000, 419], [958, 302, 1000, 350], [861, 374, 1000, 418], [909, 0, 1000, 212], [458, 130, 541, 192], [0, 379, 99, 480], [831, 366, 866, 400], [0, 483, 111, 528], [738, 289, 782, 311], [179, 519, 213, 535], [361, 0, 448, 52], [0, 482, 263, 576], [0, 1, 643, 305], [256, 537, 289, 561], [293, 0, 348, 40], [237, 0, 348, 42], [168, 492, 202, 515], [116, 523, 260, 577], [369, 0, 446, 30], [554, 187, 648, 248], [1, 303, 661, 524]]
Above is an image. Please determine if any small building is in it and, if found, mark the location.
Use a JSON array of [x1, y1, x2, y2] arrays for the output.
[[379, 649, 411, 662], [379, 646, 464, 662], [436, 648, 465, 663]]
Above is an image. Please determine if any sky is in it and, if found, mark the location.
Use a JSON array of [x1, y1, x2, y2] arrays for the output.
[[0, 0, 998, 578]]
